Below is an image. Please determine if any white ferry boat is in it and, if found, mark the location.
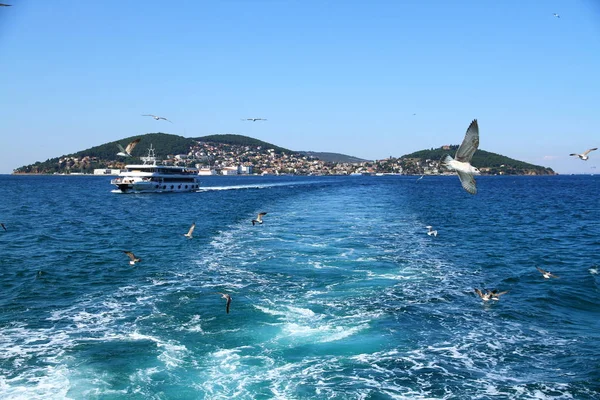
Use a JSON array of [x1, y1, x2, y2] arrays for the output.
[[111, 145, 200, 193]]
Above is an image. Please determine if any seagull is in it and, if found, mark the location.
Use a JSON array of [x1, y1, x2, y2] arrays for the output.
[[1, 223, 6, 231], [569, 148, 597, 161], [474, 288, 508, 302], [536, 266, 559, 279], [242, 118, 267, 122], [0, 4, 12, 6], [252, 212, 267, 226], [123, 251, 141, 265], [553, 13, 560, 18], [184, 222, 195, 238], [416, 175, 424, 182], [216, 292, 232, 314], [142, 114, 172, 123], [116, 138, 141, 157], [426, 225, 437, 237], [441, 119, 480, 194]]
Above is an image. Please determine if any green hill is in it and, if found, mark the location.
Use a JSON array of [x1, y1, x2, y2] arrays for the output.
[[402, 146, 555, 175], [195, 134, 293, 154], [299, 151, 367, 163]]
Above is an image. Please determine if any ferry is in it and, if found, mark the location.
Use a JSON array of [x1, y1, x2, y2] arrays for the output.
[[111, 145, 200, 193]]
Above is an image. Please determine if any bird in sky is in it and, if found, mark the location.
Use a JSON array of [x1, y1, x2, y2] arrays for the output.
[[242, 118, 267, 122], [0, 4, 12, 6], [142, 114, 172, 123], [1, 223, 6, 231], [426, 226, 437, 237], [252, 212, 267, 226], [536, 266, 559, 279], [116, 138, 141, 157], [441, 119, 480, 194], [216, 292, 232, 314], [123, 251, 141, 265], [553, 13, 560, 18], [569, 148, 597, 161], [184, 222, 195, 238]]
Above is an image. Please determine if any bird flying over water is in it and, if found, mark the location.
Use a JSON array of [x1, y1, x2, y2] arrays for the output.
[[474, 288, 508, 302], [569, 148, 597, 161], [117, 138, 141, 157], [1, 223, 6, 231], [536, 266, 558, 279], [217, 292, 232, 314], [242, 118, 267, 122], [441, 119, 480, 194], [252, 212, 267, 226], [184, 222, 195, 238], [142, 114, 172, 123], [426, 225, 437, 237], [123, 251, 141, 265], [416, 175, 424, 182]]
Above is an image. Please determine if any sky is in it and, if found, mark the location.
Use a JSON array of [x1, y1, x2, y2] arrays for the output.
[[1, 0, 599, 174]]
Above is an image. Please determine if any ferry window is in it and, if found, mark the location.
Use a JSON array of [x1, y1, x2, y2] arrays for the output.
[[171, 185, 174, 189], [185, 185, 188, 189]]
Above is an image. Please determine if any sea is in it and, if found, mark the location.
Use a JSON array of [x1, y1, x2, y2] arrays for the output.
[[0, 174, 599, 399]]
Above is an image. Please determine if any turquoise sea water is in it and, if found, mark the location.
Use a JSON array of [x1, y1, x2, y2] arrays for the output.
[[0, 174, 599, 399]]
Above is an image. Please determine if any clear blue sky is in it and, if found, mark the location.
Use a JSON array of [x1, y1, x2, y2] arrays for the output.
[[1, 0, 599, 174]]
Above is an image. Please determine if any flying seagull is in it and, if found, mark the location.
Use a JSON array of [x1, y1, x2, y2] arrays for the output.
[[426, 225, 437, 237], [553, 13, 560, 18], [0, 4, 12, 6], [536, 266, 559, 279], [184, 222, 195, 238], [117, 138, 141, 157], [123, 251, 141, 265], [474, 288, 508, 302], [1, 223, 6, 231], [217, 292, 232, 314], [242, 118, 267, 122], [441, 119, 480, 194], [416, 175, 424, 182], [142, 114, 172, 123], [569, 148, 597, 161], [252, 212, 267, 226]]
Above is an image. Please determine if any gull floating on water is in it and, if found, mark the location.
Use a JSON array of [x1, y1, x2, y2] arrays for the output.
[[441, 119, 480, 194], [216, 292, 232, 314], [252, 212, 267, 226], [123, 251, 141, 265], [1, 223, 6, 231], [536, 266, 559, 279], [117, 138, 141, 157], [569, 148, 597, 161], [426, 225, 437, 237], [242, 118, 267, 122], [142, 114, 172, 123], [184, 222, 195, 238]]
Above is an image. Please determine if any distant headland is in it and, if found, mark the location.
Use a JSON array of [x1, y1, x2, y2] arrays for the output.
[[12, 133, 555, 176]]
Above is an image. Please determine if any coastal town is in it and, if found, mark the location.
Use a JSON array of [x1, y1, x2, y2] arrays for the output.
[[14, 137, 555, 176]]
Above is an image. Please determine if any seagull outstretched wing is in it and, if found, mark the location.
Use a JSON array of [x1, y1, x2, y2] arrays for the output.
[[455, 119, 479, 162], [456, 170, 477, 194]]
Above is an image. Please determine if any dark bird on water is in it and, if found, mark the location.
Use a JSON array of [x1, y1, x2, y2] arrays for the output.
[[536, 266, 559, 279], [252, 212, 267, 226]]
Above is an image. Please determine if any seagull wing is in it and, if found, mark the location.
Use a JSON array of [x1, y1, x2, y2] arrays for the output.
[[117, 143, 126, 153], [123, 251, 136, 261], [569, 153, 579, 157], [474, 288, 484, 299], [582, 148, 598, 156], [226, 296, 231, 314], [125, 138, 141, 154], [455, 119, 479, 162], [142, 114, 156, 117], [456, 170, 477, 194], [186, 223, 195, 236], [536, 266, 548, 275], [1, 223, 6, 231]]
